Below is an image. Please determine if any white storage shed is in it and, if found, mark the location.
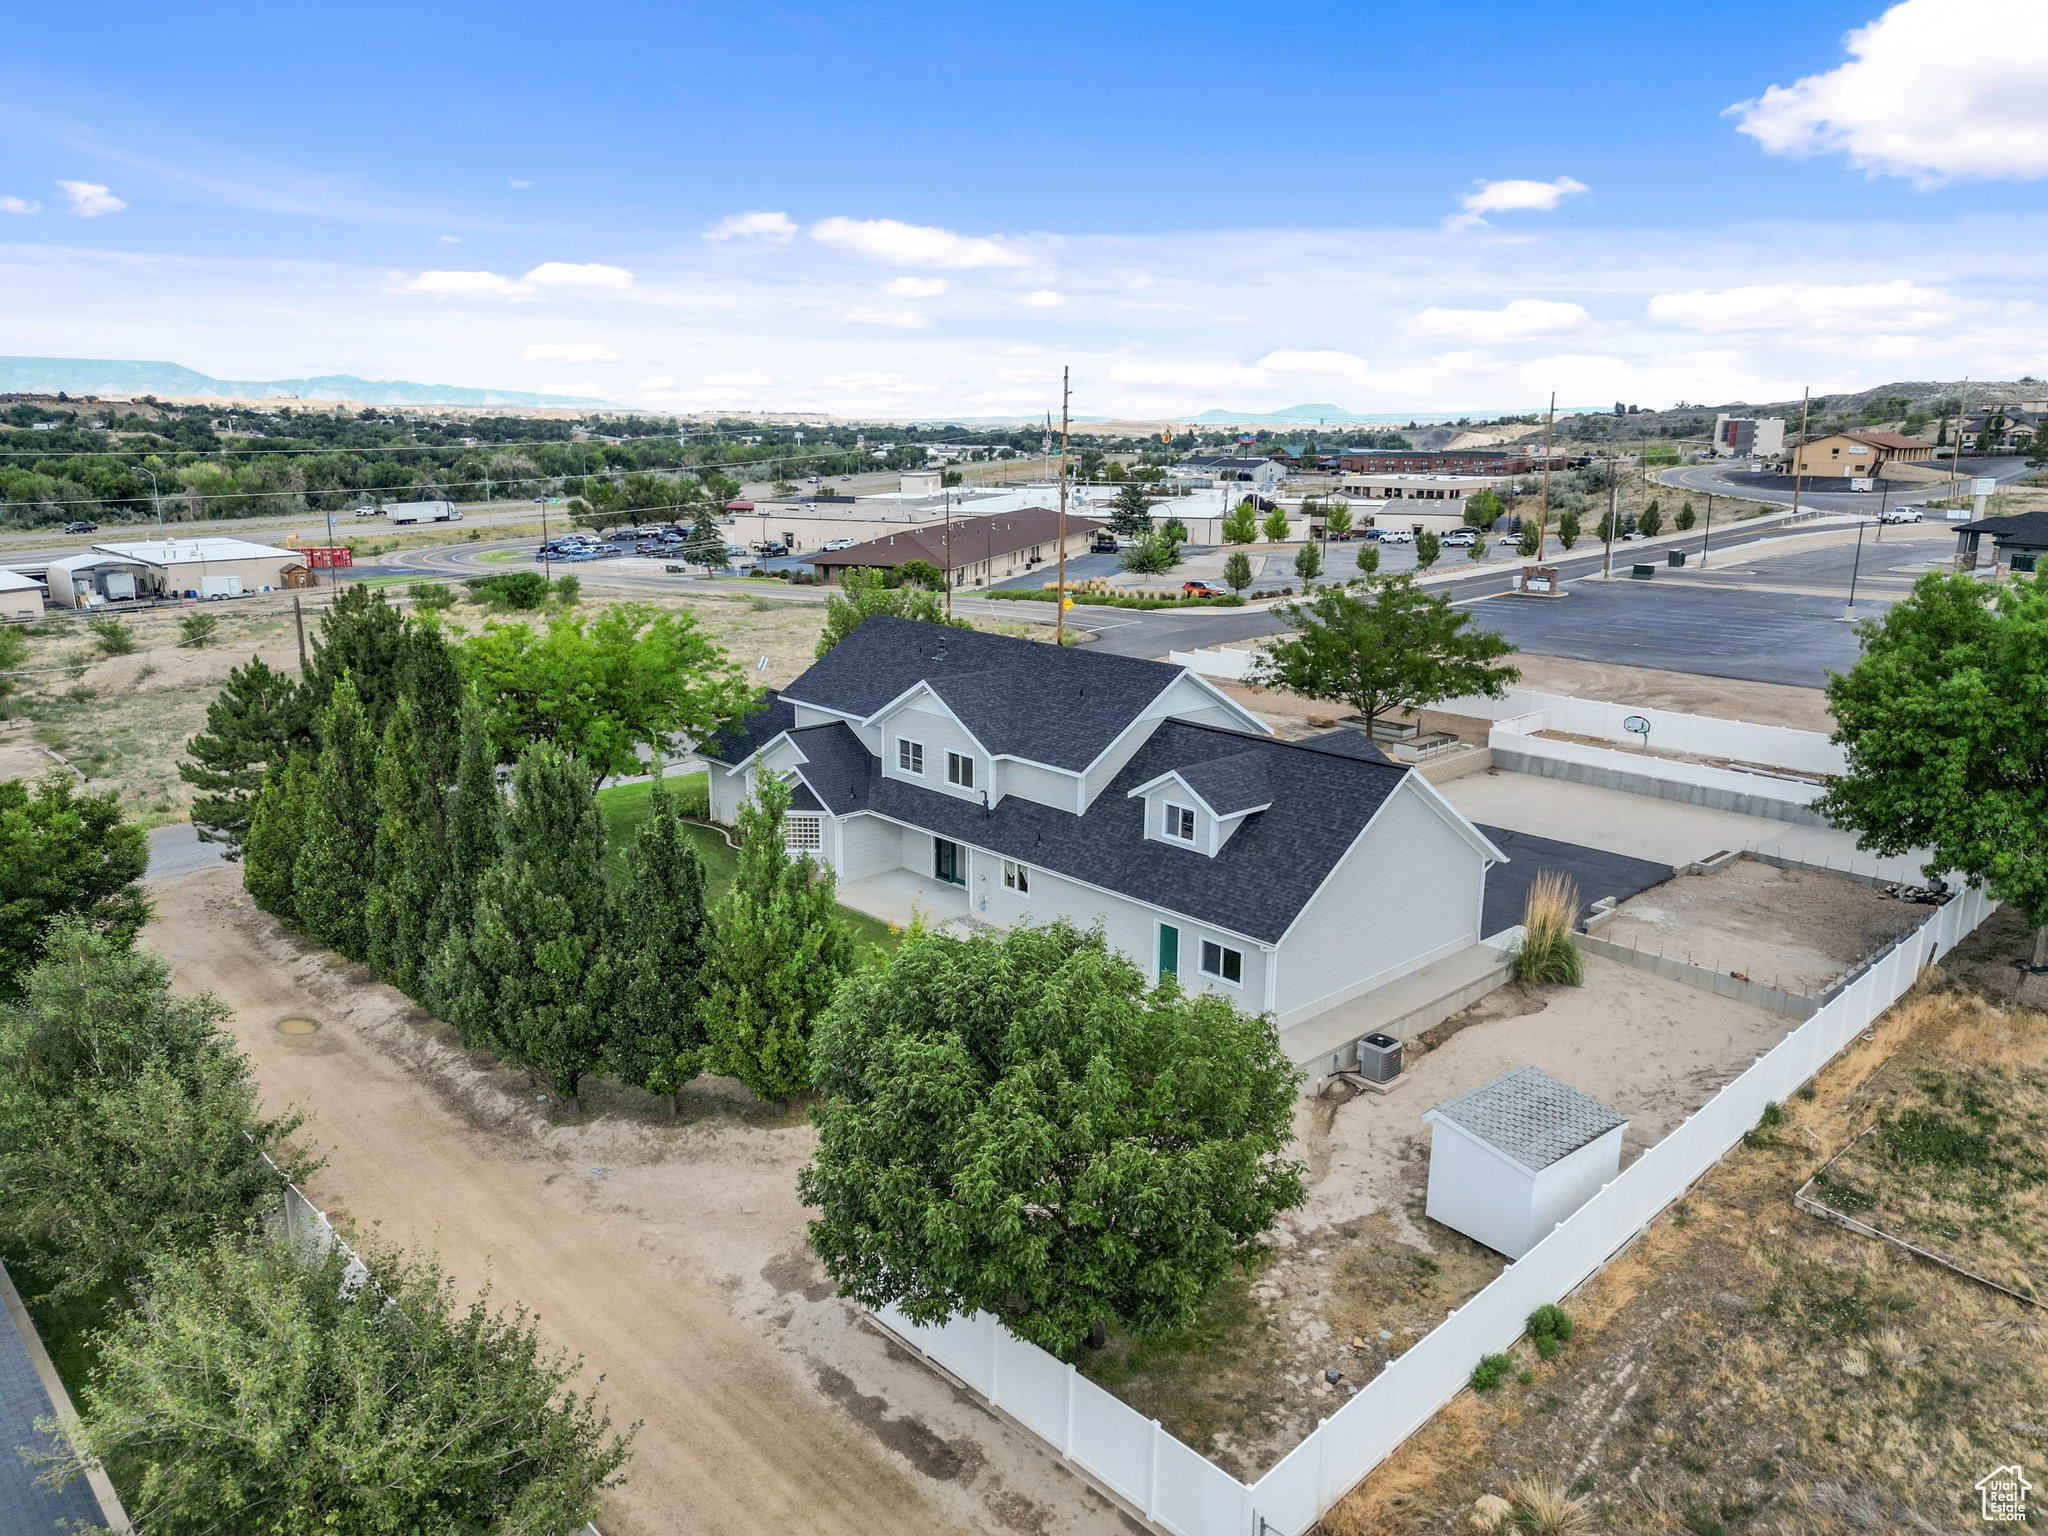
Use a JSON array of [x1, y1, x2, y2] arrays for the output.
[[0, 568, 44, 620], [1423, 1065, 1627, 1260], [92, 538, 296, 599]]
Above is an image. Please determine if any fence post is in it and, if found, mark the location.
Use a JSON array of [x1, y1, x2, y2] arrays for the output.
[[1147, 1420, 1162, 1521]]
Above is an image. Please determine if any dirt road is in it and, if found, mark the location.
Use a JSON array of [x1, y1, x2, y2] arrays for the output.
[[144, 869, 1125, 1536]]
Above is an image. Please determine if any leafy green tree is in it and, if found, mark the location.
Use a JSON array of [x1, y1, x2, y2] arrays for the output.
[[1161, 515, 1190, 543], [605, 783, 712, 1116], [816, 567, 967, 657], [1416, 530, 1442, 570], [1293, 540, 1323, 586], [1119, 531, 1181, 576], [45, 1229, 631, 1534], [1637, 505, 1664, 538], [1221, 500, 1259, 544], [364, 697, 448, 995], [1819, 572, 2048, 969], [395, 618, 467, 788], [1324, 500, 1354, 537], [1517, 523, 1541, 558], [1351, 543, 1381, 585], [1261, 504, 1291, 542], [1463, 488, 1504, 529], [182, 657, 309, 852], [1107, 481, 1156, 538], [176, 611, 219, 648], [465, 570, 551, 610], [699, 775, 853, 1101], [471, 744, 611, 1104], [1222, 550, 1254, 594], [1468, 533, 1488, 561], [1256, 575, 1519, 737], [0, 775, 148, 994], [689, 504, 727, 568], [801, 921, 1305, 1357], [1596, 510, 1618, 542], [241, 752, 314, 923], [1557, 509, 1581, 549], [891, 559, 945, 591], [422, 700, 502, 1039], [1675, 501, 1697, 531], [0, 625, 25, 704], [0, 921, 311, 1297], [461, 604, 753, 783], [292, 676, 379, 959]]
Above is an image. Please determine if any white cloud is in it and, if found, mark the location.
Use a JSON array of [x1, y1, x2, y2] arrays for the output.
[[1445, 176, 1587, 231], [703, 210, 798, 243], [436, 233, 460, 245], [1647, 279, 1960, 332], [704, 372, 775, 387], [1013, 289, 1066, 309], [881, 276, 947, 297], [1412, 299, 1596, 341], [810, 216, 1031, 269], [638, 375, 678, 390], [523, 261, 635, 291], [824, 371, 937, 396], [520, 343, 622, 363], [1252, 348, 1375, 384], [397, 269, 536, 301], [0, 196, 40, 214], [57, 180, 125, 217], [839, 305, 933, 330], [1729, 0, 2048, 184], [508, 177, 533, 189]]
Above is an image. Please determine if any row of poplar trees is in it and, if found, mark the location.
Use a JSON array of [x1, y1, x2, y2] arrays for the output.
[[194, 588, 853, 1107]]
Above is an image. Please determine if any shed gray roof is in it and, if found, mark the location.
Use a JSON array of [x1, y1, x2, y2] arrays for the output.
[[1428, 1066, 1627, 1173], [1960, 510, 2048, 550]]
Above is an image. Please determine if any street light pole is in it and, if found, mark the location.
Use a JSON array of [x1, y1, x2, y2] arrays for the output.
[[1844, 515, 1868, 617], [1700, 492, 1714, 568], [141, 467, 163, 532], [1601, 454, 1618, 580]]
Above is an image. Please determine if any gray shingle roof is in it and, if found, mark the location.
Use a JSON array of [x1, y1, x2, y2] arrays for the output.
[[702, 694, 794, 768], [776, 616, 1191, 772], [1960, 509, 2048, 549], [1174, 751, 1272, 817], [781, 715, 1412, 942], [1428, 1066, 1627, 1173]]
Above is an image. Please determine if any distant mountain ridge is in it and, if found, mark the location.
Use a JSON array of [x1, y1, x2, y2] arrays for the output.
[[0, 357, 611, 409]]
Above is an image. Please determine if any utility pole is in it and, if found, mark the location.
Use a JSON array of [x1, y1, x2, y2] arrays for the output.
[[1537, 391, 1555, 560], [1055, 368, 1071, 646], [1941, 378, 1972, 514], [292, 593, 307, 672], [943, 486, 954, 619], [1845, 514, 1868, 617], [1700, 492, 1714, 568], [540, 484, 552, 577], [1602, 455, 1618, 580], [1788, 386, 1811, 523]]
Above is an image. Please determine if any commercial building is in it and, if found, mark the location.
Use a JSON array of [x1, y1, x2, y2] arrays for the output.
[[1169, 456, 1288, 494], [1954, 510, 2048, 573], [1791, 430, 1936, 480], [1333, 448, 1558, 476], [40, 537, 297, 608], [1709, 414, 1786, 459], [808, 507, 1103, 589]]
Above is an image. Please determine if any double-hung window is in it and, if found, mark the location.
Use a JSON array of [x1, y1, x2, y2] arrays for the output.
[[897, 739, 924, 775], [1002, 859, 1030, 894], [1163, 803, 1196, 842], [1199, 940, 1243, 985], [947, 751, 975, 790]]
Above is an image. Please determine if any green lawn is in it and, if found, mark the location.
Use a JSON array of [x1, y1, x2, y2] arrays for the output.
[[595, 776, 899, 955]]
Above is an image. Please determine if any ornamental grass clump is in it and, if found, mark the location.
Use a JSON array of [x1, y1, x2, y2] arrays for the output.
[[1510, 871, 1583, 986]]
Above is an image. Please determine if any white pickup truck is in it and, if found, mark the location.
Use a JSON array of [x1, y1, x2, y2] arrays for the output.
[[381, 500, 464, 525]]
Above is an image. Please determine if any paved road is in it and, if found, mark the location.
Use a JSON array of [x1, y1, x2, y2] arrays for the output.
[[146, 821, 228, 882], [1659, 456, 2031, 518]]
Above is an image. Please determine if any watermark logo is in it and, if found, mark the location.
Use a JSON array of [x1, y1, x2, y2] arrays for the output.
[[1977, 1465, 2030, 1523]]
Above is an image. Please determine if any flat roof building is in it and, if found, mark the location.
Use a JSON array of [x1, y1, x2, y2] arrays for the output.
[[1710, 415, 1786, 459], [809, 507, 1104, 589], [0, 568, 45, 620]]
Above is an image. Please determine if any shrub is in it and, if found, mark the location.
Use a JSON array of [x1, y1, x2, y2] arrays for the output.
[[1528, 1303, 1573, 1358], [464, 571, 550, 609], [1509, 871, 1583, 986], [1471, 1352, 1514, 1391], [553, 574, 581, 605], [1637, 506, 1664, 538], [87, 615, 137, 656], [1676, 501, 1697, 531], [408, 581, 456, 612], [177, 611, 220, 648], [1508, 1474, 1597, 1535]]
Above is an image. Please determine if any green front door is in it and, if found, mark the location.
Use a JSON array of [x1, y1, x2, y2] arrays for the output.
[[1157, 923, 1179, 979], [933, 837, 964, 886]]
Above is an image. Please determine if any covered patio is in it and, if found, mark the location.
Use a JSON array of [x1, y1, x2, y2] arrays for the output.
[[835, 868, 977, 937]]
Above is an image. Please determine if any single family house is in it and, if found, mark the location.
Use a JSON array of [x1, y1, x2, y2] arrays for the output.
[[703, 617, 1505, 1039]]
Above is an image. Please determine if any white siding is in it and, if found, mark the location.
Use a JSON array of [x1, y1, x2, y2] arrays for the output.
[[1271, 780, 1485, 1027], [1423, 1120, 1624, 1260], [1134, 781, 1218, 856], [708, 764, 749, 825], [1077, 675, 1264, 809], [838, 814, 902, 880], [993, 756, 1074, 812], [880, 703, 986, 803]]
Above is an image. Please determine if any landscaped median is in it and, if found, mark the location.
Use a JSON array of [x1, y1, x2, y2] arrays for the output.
[[987, 586, 1247, 610]]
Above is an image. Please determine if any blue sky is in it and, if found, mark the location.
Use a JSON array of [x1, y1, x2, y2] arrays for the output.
[[2, 0, 2044, 417]]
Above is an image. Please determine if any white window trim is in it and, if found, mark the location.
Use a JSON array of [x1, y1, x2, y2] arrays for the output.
[[1002, 859, 1030, 894], [785, 813, 823, 852], [947, 750, 976, 790], [1199, 938, 1244, 987], [1163, 802, 1196, 842], [897, 738, 925, 775]]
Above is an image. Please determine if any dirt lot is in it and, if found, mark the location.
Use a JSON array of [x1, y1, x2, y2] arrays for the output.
[[1500, 654, 1834, 734], [1079, 954, 1794, 1480], [141, 869, 1128, 1536], [1328, 908, 2048, 1536], [1597, 859, 1926, 996]]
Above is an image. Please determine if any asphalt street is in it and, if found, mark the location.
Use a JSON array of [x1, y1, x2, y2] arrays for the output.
[[1658, 455, 2031, 517]]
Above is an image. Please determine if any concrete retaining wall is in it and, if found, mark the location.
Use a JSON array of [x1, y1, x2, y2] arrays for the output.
[[1576, 930, 1818, 1018], [1490, 737, 1829, 826]]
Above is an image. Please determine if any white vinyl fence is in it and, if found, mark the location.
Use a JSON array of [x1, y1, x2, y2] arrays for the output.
[[1437, 688, 1846, 776], [1488, 729, 1828, 815], [877, 882, 1998, 1536]]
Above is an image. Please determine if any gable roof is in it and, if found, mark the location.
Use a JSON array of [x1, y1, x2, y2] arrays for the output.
[[778, 616, 1201, 772], [1810, 430, 1932, 452], [778, 714, 1418, 942], [808, 507, 1101, 572], [1172, 750, 1273, 817], [1426, 1065, 1627, 1173], [1960, 509, 2048, 549]]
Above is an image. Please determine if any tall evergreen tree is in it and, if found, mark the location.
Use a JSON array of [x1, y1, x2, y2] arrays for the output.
[[180, 658, 309, 854], [396, 620, 467, 788], [241, 751, 314, 923], [292, 677, 379, 960], [365, 696, 448, 995], [699, 775, 854, 1101], [306, 587, 406, 725], [605, 783, 711, 1117], [423, 699, 502, 1039], [471, 744, 611, 1107]]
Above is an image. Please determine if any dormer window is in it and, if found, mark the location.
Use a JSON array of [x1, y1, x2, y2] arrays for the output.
[[1163, 803, 1196, 842], [897, 739, 924, 775], [948, 751, 976, 790]]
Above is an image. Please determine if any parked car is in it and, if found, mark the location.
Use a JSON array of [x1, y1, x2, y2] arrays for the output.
[[723, 545, 751, 559], [605, 527, 640, 543], [353, 505, 382, 518], [1379, 529, 1415, 544], [1090, 534, 1119, 554], [753, 541, 789, 557], [822, 537, 858, 552], [1181, 579, 1226, 597], [1879, 505, 1925, 524], [63, 520, 98, 534], [1440, 528, 1477, 546], [1621, 529, 1649, 541]]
